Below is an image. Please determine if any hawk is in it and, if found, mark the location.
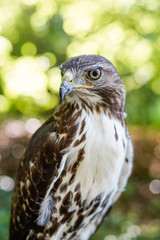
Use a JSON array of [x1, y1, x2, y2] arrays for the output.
[[10, 55, 133, 240]]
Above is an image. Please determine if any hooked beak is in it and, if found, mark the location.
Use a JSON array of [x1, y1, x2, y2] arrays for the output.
[[59, 79, 93, 101], [59, 79, 74, 101]]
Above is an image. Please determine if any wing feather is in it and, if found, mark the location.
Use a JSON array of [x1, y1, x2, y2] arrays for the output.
[[10, 116, 60, 239]]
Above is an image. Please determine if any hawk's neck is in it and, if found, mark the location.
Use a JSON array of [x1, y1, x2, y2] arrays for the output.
[[55, 92, 126, 128]]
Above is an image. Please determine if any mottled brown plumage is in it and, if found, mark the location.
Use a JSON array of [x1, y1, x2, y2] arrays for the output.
[[10, 55, 133, 240]]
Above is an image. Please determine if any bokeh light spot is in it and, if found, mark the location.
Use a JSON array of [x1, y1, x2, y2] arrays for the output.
[[36, 56, 50, 71], [30, 13, 48, 30], [134, 62, 155, 84], [34, 92, 59, 110], [137, 14, 156, 34], [43, 52, 56, 67], [149, 179, 160, 194], [127, 225, 141, 238], [132, 40, 152, 63], [30, 0, 57, 30], [106, 23, 124, 44], [48, 67, 61, 92], [0, 36, 12, 54], [25, 118, 41, 134], [11, 144, 25, 158], [21, 42, 37, 56], [3, 57, 48, 97], [5, 120, 25, 138], [62, 1, 96, 36], [0, 175, 14, 191]]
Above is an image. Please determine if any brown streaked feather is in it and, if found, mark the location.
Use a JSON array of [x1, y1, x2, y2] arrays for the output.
[[10, 117, 58, 239], [10, 103, 81, 239]]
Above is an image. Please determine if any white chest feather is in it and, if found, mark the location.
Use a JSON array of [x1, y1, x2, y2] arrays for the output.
[[71, 111, 127, 199]]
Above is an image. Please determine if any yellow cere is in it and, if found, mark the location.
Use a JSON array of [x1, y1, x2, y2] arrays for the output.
[[63, 71, 74, 84]]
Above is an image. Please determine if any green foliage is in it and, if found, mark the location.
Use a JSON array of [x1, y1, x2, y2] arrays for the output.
[[0, 0, 160, 125]]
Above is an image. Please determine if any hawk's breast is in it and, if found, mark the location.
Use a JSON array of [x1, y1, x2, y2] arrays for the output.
[[68, 110, 127, 201], [38, 108, 127, 240]]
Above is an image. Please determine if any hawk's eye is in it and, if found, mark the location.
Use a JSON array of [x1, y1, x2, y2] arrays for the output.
[[88, 68, 101, 80]]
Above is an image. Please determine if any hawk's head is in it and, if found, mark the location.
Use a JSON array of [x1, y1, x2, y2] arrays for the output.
[[60, 55, 126, 113]]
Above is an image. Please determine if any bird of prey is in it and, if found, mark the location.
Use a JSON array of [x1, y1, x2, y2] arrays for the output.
[[10, 55, 133, 240]]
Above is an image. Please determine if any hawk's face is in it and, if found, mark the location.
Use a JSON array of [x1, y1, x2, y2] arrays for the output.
[[60, 55, 125, 111]]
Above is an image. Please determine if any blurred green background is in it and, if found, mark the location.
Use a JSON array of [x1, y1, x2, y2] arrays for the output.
[[0, 0, 160, 239]]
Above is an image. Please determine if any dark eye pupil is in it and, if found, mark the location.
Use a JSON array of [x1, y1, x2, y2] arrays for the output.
[[92, 71, 98, 76]]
